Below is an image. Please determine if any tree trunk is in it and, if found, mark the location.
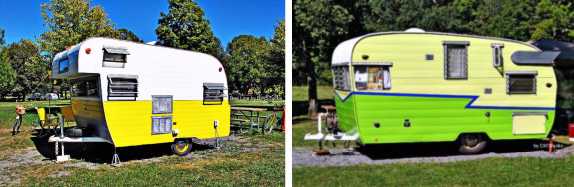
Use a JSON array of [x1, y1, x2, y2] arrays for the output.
[[307, 58, 318, 116]]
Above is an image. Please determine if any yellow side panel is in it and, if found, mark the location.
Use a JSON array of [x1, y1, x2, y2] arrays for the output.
[[104, 100, 230, 147], [513, 115, 546, 135], [71, 99, 105, 120]]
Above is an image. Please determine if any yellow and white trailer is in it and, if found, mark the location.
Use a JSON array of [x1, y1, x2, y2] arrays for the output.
[[48, 37, 230, 159]]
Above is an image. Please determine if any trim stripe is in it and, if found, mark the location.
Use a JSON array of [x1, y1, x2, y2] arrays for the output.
[[334, 91, 555, 110]]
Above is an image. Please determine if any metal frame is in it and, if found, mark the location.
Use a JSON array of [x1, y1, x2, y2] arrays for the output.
[[492, 43, 504, 67], [152, 95, 173, 114], [443, 41, 470, 79], [505, 71, 537, 94]]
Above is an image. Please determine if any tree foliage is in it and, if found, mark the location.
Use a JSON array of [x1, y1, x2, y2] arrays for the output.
[[118, 28, 144, 43], [225, 35, 271, 95], [156, 0, 217, 54], [0, 29, 5, 46], [2, 40, 46, 101]]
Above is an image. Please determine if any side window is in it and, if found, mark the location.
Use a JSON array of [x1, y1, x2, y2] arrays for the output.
[[354, 65, 391, 90], [71, 76, 100, 97], [152, 95, 173, 114], [443, 41, 469, 79], [59, 58, 69, 73], [332, 66, 350, 91], [108, 74, 138, 99], [492, 43, 504, 67], [103, 46, 129, 68], [203, 83, 226, 105], [506, 71, 537, 94], [152, 116, 172, 135]]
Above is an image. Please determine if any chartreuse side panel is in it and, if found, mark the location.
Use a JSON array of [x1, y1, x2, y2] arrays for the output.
[[104, 100, 230, 147], [342, 33, 556, 144], [334, 90, 357, 133]]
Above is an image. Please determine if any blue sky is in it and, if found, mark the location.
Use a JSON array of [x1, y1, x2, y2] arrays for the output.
[[0, 0, 285, 47]]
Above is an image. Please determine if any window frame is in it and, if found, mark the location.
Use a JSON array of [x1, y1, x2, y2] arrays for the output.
[[152, 95, 173, 114], [443, 41, 470, 79], [505, 71, 537, 94], [332, 64, 351, 91], [59, 58, 69, 73], [203, 83, 226, 105], [70, 75, 100, 98], [102, 46, 129, 68]]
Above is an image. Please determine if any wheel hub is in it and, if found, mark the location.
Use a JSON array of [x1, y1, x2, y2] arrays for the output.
[[462, 134, 479, 147], [177, 140, 187, 150]]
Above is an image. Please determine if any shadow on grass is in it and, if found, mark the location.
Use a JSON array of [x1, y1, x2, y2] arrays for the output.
[[30, 130, 218, 164], [354, 139, 570, 160]]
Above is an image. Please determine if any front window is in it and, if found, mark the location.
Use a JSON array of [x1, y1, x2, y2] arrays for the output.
[[71, 76, 100, 97], [332, 66, 350, 90], [354, 66, 391, 90]]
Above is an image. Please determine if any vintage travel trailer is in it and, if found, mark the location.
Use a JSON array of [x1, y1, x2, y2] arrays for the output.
[[306, 28, 561, 153], [48, 37, 230, 158]]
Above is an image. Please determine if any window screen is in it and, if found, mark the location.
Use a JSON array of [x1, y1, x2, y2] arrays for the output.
[[492, 43, 504, 67], [333, 66, 350, 90], [108, 74, 138, 98], [354, 66, 391, 90], [152, 95, 173, 114], [152, 116, 172, 135], [506, 72, 536, 94], [444, 42, 469, 79]]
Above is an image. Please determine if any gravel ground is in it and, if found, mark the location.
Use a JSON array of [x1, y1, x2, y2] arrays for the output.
[[293, 140, 574, 168]]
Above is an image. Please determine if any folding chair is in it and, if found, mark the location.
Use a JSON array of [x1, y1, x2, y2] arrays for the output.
[[37, 108, 61, 136]]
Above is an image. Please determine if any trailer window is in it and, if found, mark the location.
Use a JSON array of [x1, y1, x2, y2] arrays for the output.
[[203, 83, 226, 105], [506, 72, 537, 94], [59, 58, 69, 73], [103, 46, 129, 68], [108, 74, 138, 99], [443, 41, 469, 79], [71, 76, 99, 97], [492, 43, 504, 67], [354, 66, 391, 90], [152, 95, 173, 114], [333, 66, 350, 91], [152, 116, 172, 135]]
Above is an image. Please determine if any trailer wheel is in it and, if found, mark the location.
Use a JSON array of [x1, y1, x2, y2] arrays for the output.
[[458, 134, 487, 154], [171, 138, 192, 156]]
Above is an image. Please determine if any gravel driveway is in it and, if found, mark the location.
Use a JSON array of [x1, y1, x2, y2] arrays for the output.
[[293, 140, 574, 168]]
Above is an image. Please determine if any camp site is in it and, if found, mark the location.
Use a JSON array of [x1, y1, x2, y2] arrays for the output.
[[293, 0, 574, 186], [0, 0, 285, 186]]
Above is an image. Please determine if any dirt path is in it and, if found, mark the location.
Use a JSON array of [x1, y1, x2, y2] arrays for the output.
[[293, 140, 574, 168]]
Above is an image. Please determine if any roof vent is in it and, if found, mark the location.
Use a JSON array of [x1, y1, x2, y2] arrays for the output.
[[405, 28, 425, 33]]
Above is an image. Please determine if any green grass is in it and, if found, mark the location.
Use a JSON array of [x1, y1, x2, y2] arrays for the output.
[[294, 156, 574, 186], [292, 86, 334, 101]]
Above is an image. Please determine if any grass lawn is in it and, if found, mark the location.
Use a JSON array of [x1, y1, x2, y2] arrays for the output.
[[0, 99, 285, 186], [294, 156, 574, 186], [292, 86, 334, 101]]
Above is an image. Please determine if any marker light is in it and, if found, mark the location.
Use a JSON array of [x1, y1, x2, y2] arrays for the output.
[[86, 48, 91, 54], [219, 67, 222, 72]]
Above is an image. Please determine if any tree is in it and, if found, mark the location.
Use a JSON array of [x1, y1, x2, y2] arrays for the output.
[[118, 28, 144, 42], [531, 0, 574, 42], [269, 19, 286, 97], [225, 35, 270, 95], [0, 29, 5, 46], [0, 46, 16, 100], [294, 0, 353, 115], [3, 40, 46, 101], [155, 0, 217, 54]]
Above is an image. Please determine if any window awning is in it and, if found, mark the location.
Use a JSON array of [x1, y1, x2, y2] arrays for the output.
[[203, 83, 225, 90], [511, 51, 560, 65], [103, 46, 130, 55]]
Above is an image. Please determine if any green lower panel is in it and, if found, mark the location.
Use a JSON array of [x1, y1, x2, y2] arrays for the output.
[[335, 94, 555, 144]]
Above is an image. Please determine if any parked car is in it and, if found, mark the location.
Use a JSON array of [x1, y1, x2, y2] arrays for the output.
[[27, 93, 45, 101], [45, 93, 59, 100]]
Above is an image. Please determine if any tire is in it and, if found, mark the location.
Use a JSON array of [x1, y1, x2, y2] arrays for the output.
[[263, 114, 276, 134], [171, 138, 192, 156], [458, 133, 487, 154]]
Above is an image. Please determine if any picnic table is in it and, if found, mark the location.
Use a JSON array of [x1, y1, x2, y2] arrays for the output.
[[230, 107, 267, 133]]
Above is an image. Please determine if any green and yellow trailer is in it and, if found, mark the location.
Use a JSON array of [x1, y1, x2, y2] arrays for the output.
[[305, 28, 561, 153]]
